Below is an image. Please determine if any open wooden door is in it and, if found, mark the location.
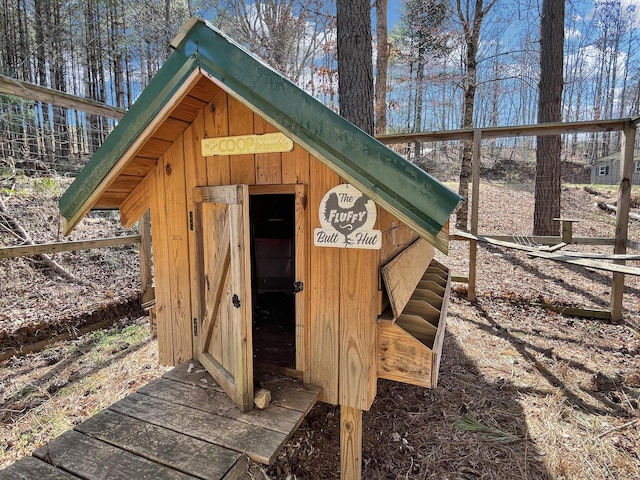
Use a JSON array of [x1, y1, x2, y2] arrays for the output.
[[193, 185, 254, 412]]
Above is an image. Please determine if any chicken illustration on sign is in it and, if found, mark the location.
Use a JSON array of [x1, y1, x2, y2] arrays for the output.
[[315, 184, 381, 249]]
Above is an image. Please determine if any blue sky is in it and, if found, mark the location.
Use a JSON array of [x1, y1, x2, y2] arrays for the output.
[[388, 0, 404, 27]]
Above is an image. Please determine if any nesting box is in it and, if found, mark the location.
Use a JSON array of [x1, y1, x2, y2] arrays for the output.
[[60, 18, 462, 414]]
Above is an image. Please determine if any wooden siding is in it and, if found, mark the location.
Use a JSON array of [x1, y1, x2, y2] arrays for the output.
[[149, 137, 193, 365], [150, 159, 171, 364], [228, 95, 257, 184], [339, 246, 378, 409], [147, 81, 429, 410], [184, 109, 208, 375], [308, 156, 341, 404]]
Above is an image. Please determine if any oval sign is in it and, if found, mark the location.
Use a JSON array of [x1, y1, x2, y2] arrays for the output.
[[314, 184, 381, 249]]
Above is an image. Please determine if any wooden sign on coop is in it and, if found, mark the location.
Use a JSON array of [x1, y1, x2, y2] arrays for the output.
[[58, 18, 462, 479], [315, 184, 382, 249]]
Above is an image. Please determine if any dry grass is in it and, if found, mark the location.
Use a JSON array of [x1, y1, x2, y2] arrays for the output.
[[0, 318, 169, 467]]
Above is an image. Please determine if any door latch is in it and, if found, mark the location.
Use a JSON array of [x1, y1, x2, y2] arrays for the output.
[[232, 294, 241, 308], [293, 281, 304, 294]]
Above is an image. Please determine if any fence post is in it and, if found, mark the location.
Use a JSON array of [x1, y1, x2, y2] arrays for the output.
[[139, 210, 154, 306], [467, 129, 482, 302], [340, 405, 362, 479], [610, 120, 636, 322]]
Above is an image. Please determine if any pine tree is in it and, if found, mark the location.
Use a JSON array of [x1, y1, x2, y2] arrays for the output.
[[533, 0, 564, 236], [336, 0, 374, 134]]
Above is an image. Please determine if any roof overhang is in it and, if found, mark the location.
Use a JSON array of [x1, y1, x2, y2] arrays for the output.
[[60, 18, 462, 253]]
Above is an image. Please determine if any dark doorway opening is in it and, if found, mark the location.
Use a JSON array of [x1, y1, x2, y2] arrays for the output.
[[249, 194, 296, 370]]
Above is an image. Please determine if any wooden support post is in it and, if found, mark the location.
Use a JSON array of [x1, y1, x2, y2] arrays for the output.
[[139, 210, 154, 306], [553, 218, 579, 244], [611, 121, 636, 322], [562, 221, 572, 243], [468, 129, 482, 302], [340, 405, 362, 480]]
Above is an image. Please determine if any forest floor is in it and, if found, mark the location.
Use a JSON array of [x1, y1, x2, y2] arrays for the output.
[[1, 177, 639, 479]]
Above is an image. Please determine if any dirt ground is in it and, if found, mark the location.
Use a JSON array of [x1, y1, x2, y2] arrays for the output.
[[0, 177, 141, 354], [1, 179, 639, 479]]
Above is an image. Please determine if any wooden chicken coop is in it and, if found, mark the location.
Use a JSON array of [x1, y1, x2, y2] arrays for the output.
[[56, 18, 462, 479]]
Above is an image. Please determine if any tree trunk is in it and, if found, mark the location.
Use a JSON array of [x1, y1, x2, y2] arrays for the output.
[[336, 0, 374, 135], [34, 0, 53, 164], [51, 0, 69, 163], [84, 0, 106, 154], [374, 0, 388, 135], [413, 50, 427, 159], [16, 0, 32, 82], [455, 0, 493, 231], [533, 0, 564, 236]]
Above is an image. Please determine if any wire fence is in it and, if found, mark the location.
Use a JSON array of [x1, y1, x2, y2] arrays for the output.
[[395, 126, 640, 318], [0, 94, 117, 177], [396, 131, 639, 235]]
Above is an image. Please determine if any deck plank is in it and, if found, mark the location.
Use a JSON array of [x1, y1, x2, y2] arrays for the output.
[[74, 409, 244, 479], [1, 361, 321, 479], [0, 456, 80, 480], [32, 430, 197, 480], [109, 392, 286, 464], [164, 362, 322, 413], [259, 377, 322, 412], [139, 377, 303, 434], [161, 360, 321, 414], [162, 361, 224, 390]]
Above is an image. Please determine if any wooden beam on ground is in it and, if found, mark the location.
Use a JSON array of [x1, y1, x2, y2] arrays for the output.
[[451, 275, 469, 283], [528, 250, 640, 276], [0, 73, 126, 119], [452, 231, 618, 249], [527, 251, 640, 260], [0, 316, 122, 362], [598, 202, 640, 221], [454, 231, 540, 252], [340, 405, 362, 480], [0, 235, 140, 259], [533, 303, 611, 320]]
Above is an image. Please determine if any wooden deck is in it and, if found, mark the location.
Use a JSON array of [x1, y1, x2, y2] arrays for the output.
[[0, 361, 321, 480]]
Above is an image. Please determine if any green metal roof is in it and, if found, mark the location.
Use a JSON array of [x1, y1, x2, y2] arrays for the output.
[[60, 18, 462, 252]]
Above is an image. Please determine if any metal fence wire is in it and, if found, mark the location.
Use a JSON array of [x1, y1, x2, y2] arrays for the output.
[[0, 93, 116, 177]]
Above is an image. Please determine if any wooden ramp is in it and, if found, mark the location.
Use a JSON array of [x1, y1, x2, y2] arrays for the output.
[[0, 361, 321, 480]]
